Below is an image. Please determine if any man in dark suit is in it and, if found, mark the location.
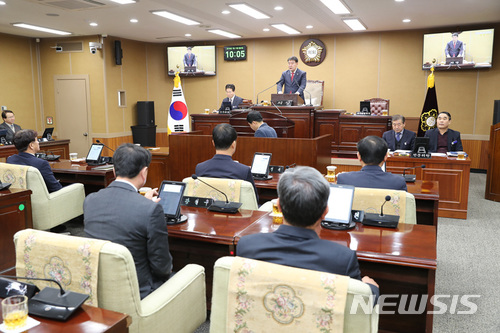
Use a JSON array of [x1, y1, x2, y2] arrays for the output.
[[445, 33, 464, 58], [337, 136, 407, 191], [0, 110, 22, 143], [382, 114, 416, 151], [246, 111, 277, 138], [84, 143, 172, 299], [218, 84, 243, 111], [195, 123, 258, 200], [237, 166, 379, 303], [7, 129, 62, 193], [183, 47, 196, 67], [425, 111, 463, 153], [277, 56, 307, 101]]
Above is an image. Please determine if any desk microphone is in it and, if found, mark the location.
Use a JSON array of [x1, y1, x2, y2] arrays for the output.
[[191, 174, 242, 213], [285, 163, 296, 169], [362, 195, 399, 228], [256, 80, 281, 105], [402, 164, 425, 182], [0, 275, 89, 321], [95, 139, 115, 152], [294, 81, 312, 106], [96, 140, 114, 164], [271, 101, 284, 116]]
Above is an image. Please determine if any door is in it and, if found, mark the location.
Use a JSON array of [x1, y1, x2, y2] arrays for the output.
[[54, 75, 91, 157]]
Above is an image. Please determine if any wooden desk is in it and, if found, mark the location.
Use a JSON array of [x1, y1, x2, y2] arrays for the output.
[[0, 140, 70, 160], [236, 216, 437, 333], [50, 160, 115, 195], [0, 302, 129, 333], [0, 188, 32, 274]]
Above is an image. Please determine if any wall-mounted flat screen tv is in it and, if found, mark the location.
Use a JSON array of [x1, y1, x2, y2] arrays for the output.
[[167, 45, 216, 77], [423, 28, 494, 70]]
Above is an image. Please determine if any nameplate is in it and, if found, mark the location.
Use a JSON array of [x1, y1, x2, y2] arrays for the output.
[[275, 100, 293, 106], [269, 165, 285, 173], [356, 111, 371, 116], [411, 152, 431, 158], [181, 196, 213, 208]]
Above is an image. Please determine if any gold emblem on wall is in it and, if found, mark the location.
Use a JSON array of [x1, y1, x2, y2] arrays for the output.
[[299, 39, 326, 67]]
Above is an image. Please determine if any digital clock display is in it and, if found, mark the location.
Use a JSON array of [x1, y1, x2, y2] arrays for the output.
[[224, 45, 247, 61]]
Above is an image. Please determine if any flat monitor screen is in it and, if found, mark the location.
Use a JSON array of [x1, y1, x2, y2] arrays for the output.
[[323, 184, 355, 225], [86, 144, 104, 162], [41, 128, 54, 140], [167, 45, 216, 76], [423, 28, 494, 70], [413, 137, 430, 154], [251, 152, 272, 178], [157, 181, 186, 219]]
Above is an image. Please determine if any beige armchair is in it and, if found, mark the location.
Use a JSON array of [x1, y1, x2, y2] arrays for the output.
[[353, 187, 416, 224], [210, 256, 379, 333], [0, 163, 84, 230], [305, 79, 325, 106], [14, 229, 207, 333], [182, 176, 258, 210]]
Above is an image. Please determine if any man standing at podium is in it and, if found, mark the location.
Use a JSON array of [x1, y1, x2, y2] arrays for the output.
[[277, 56, 307, 101], [445, 33, 464, 58]]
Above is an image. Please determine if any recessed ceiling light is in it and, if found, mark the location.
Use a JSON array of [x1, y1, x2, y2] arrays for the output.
[[222, 10, 230, 14], [306, 25, 313, 29], [12, 23, 71, 35], [274, 6, 283, 11], [109, 0, 136, 4], [151, 11, 200, 25], [228, 3, 271, 19], [263, 28, 270, 32], [402, 18, 411, 23], [0, 1, 7, 5], [207, 29, 241, 38], [185, 33, 191, 37], [319, 0, 351, 15], [271, 24, 301, 35], [342, 18, 366, 31], [130, 18, 138, 23], [395, 0, 405, 2], [89, 22, 98, 27]]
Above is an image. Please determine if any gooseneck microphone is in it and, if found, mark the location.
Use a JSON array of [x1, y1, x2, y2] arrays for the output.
[[191, 174, 242, 213], [362, 195, 399, 228], [96, 139, 114, 164], [271, 101, 284, 116], [256, 80, 282, 105], [380, 195, 391, 217], [402, 164, 426, 183], [293, 80, 312, 106], [95, 139, 115, 152]]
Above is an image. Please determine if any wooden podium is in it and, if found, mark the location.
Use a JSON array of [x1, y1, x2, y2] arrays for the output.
[[271, 93, 304, 106], [485, 122, 500, 201]]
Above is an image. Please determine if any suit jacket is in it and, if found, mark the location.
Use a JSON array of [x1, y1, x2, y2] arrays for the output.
[[237, 224, 379, 302], [255, 122, 277, 138], [7, 152, 63, 193], [84, 181, 173, 299], [218, 95, 243, 111], [383, 129, 416, 151], [0, 122, 22, 143], [424, 128, 463, 152], [183, 52, 196, 67], [195, 154, 258, 201], [445, 40, 464, 57], [277, 68, 307, 101], [337, 165, 407, 191]]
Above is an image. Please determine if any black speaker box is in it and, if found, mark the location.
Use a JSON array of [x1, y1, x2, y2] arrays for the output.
[[493, 100, 500, 125], [115, 40, 122, 65], [137, 101, 155, 126]]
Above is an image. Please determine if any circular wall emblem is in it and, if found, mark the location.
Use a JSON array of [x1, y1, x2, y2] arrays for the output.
[[300, 38, 326, 67]]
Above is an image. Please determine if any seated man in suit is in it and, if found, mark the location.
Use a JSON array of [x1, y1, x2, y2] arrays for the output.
[[382, 114, 416, 151], [277, 56, 307, 101], [84, 143, 173, 299], [337, 136, 407, 191], [0, 110, 22, 143], [246, 111, 277, 138], [218, 84, 243, 112], [425, 111, 463, 153], [237, 166, 379, 303], [195, 123, 258, 200], [7, 129, 62, 193]]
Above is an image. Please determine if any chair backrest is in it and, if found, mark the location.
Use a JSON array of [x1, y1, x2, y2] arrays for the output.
[[305, 80, 325, 106], [210, 256, 379, 333], [352, 187, 416, 224], [364, 98, 389, 116], [182, 176, 258, 210]]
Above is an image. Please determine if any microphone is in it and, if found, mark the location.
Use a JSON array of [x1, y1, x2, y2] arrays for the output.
[[362, 195, 399, 228], [95, 139, 115, 152], [402, 164, 426, 182], [293, 80, 312, 106], [0, 274, 89, 321], [96, 139, 114, 164], [256, 80, 281, 105], [191, 174, 242, 213], [270, 101, 284, 116], [285, 163, 296, 169]]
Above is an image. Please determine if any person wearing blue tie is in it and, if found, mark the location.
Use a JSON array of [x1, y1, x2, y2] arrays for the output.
[[277, 56, 307, 101], [382, 115, 416, 151]]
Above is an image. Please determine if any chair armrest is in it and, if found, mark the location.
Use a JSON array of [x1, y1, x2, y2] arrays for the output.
[[47, 183, 85, 200], [258, 201, 273, 212]]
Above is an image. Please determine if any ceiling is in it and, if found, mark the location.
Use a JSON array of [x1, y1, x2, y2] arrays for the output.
[[0, 0, 499, 43]]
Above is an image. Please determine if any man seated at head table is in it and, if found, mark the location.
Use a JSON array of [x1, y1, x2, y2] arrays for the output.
[[382, 114, 416, 151], [337, 136, 407, 191], [7, 129, 63, 193], [84, 143, 173, 299], [237, 166, 379, 303], [195, 123, 258, 201], [246, 110, 277, 138], [218, 84, 243, 112], [424, 111, 463, 153], [0, 110, 22, 143]]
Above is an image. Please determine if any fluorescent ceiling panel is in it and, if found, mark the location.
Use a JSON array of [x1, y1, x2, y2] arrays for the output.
[[12, 23, 71, 35], [342, 18, 366, 31], [228, 3, 270, 19], [151, 11, 200, 25], [207, 29, 241, 38], [271, 24, 301, 35], [319, 0, 351, 14]]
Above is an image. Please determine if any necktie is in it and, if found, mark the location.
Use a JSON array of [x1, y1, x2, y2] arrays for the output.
[[291, 71, 295, 82], [11, 124, 15, 133], [396, 132, 401, 142]]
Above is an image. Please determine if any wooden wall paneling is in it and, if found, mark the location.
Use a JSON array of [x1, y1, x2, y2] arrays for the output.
[[485, 124, 500, 201]]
